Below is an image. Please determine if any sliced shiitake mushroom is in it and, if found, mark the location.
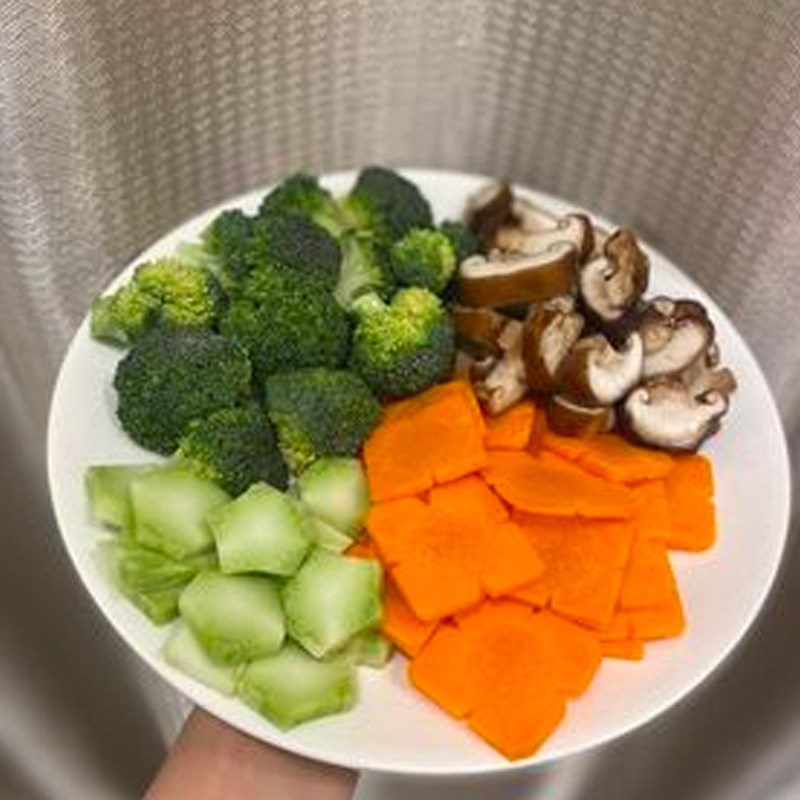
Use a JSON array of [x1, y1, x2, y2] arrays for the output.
[[622, 377, 729, 451], [557, 333, 644, 406], [475, 320, 528, 414], [459, 245, 578, 308], [464, 182, 515, 250], [522, 296, 585, 393], [495, 212, 595, 264], [638, 297, 715, 379], [452, 304, 509, 358], [578, 229, 649, 328], [453, 349, 499, 382], [547, 395, 615, 438], [679, 344, 737, 397]]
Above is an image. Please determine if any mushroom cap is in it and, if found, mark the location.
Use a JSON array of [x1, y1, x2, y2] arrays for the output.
[[679, 345, 738, 397], [578, 228, 650, 325], [495, 212, 595, 264], [622, 378, 729, 451], [465, 181, 515, 250], [547, 394, 615, 438], [522, 296, 585, 393], [454, 349, 499, 382], [475, 320, 528, 414], [638, 297, 715, 378], [458, 244, 578, 308], [452, 304, 509, 358], [557, 332, 644, 406]]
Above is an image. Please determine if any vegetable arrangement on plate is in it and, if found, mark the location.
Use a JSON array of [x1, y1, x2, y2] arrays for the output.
[[86, 167, 732, 759]]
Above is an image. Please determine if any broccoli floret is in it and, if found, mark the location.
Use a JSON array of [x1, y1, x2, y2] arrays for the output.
[[249, 214, 341, 292], [390, 228, 456, 294], [200, 209, 256, 282], [177, 406, 289, 496], [220, 266, 351, 381], [264, 369, 381, 473], [91, 258, 224, 346], [350, 287, 455, 399], [341, 167, 433, 244], [258, 173, 345, 237], [439, 220, 479, 263], [114, 326, 252, 455]]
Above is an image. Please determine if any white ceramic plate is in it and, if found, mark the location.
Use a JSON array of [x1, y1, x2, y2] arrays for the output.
[[47, 169, 791, 775]]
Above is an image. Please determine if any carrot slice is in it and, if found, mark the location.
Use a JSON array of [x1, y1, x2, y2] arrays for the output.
[[409, 624, 473, 718], [428, 475, 508, 523], [392, 555, 483, 621], [380, 578, 438, 657], [366, 496, 429, 565], [628, 591, 686, 640], [363, 381, 487, 502], [541, 430, 594, 461], [619, 538, 678, 610], [485, 402, 536, 450], [537, 611, 602, 696], [595, 610, 633, 641], [631, 481, 672, 541], [601, 639, 645, 660], [468, 690, 566, 761], [666, 496, 717, 551], [573, 435, 674, 483], [483, 450, 637, 519], [511, 514, 567, 607], [667, 454, 714, 498]]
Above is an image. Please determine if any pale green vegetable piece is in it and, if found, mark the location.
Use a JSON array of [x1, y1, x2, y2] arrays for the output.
[[296, 458, 370, 536], [351, 630, 394, 668], [207, 483, 312, 576], [282, 550, 382, 658], [179, 570, 285, 665], [86, 464, 153, 529], [163, 622, 241, 694], [308, 516, 354, 553], [130, 469, 230, 559], [237, 642, 357, 729]]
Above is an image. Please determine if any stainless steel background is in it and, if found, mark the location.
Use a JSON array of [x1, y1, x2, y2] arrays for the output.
[[1, 1, 798, 797]]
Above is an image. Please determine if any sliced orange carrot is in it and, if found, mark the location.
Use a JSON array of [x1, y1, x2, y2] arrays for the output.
[[366, 496, 429, 565], [551, 563, 625, 629], [628, 591, 686, 640], [455, 597, 537, 635], [363, 381, 487, 502], [601, 639, 645, 660], [536, 611, 602, 696], [380, 578, 438, 657], [595, 610, 633, 641], [344, 537, 377, 559], [666, 454, 714, 499], [393, 555, 483, 622], [483, 450, 637, 519], [468, 690, 566, 761], [510, 514, 567, 607], [631, 480, 672, 541], [485, 402, 536, 450], [409, 624, 473, 718], [666, 495, 717, 551], [572, 435, 674, 483], [541, 430, 594, 461], [619, 538, 678, 610], [428, 475, 508, 523]]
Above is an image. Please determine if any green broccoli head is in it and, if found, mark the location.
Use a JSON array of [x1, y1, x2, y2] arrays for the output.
[[264, 368, 381, 473], [439, 220, 479, 263], [249, 213, 341, 292], [390, 228, 456, 294], [258, 173, 344, 237], [342, 167, 433, 245], [114, 326, 252, 455], [350, 287, 455, 399], [199, 209, 256, 284], [220, 266, 351, 381], [91, 258, 224, 346], [177, 405, 288, 495]]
